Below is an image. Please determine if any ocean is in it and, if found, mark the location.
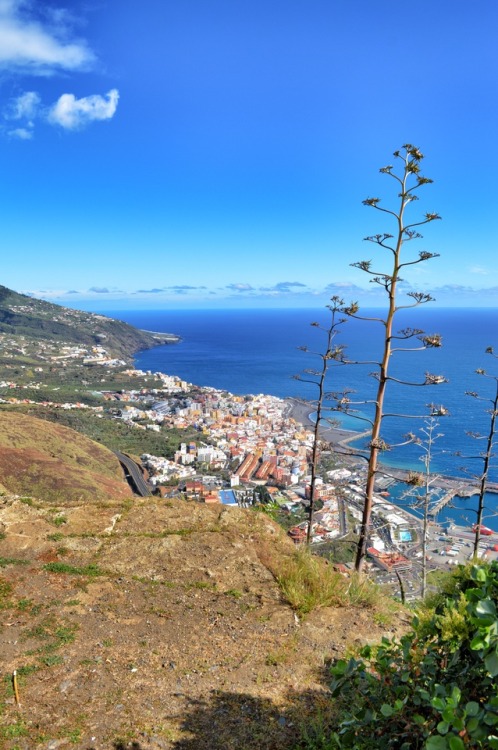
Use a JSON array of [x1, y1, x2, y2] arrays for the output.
[[102, 307, 498, 530]]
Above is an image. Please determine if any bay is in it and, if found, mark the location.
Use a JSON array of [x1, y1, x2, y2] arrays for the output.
[[101, 306, 498, 530]]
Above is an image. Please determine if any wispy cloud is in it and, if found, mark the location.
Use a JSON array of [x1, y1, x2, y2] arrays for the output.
[[7, 90, 40, 119], [0, 0, 94, 74], [324, 282, 369, 295], [48, 89, 119, 130], [468, 265, 488, 275], [165, 285, 207, 295], [7, 126, 32, 139], [19, 281, 498, 308], [226, 283, 254, 293], [259, 281, 307, 292]]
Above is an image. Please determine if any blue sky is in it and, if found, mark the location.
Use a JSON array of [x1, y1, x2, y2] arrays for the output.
[[1, 0, 498, 310]]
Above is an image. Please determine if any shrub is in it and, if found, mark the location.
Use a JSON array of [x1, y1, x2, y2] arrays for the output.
[[323, 562, 498, 749]]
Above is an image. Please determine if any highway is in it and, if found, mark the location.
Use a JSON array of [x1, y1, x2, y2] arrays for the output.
[[115, 451, 152, 497]]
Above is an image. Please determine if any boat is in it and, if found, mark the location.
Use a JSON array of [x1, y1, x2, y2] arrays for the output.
[[472, 524, 494, 536]]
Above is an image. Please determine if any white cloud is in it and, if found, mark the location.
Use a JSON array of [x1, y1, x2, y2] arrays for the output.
[[0, 0, 94, 73], [8, 126, 32, 139], [48, 88, 119, 130], [7, 90, 40, 119]]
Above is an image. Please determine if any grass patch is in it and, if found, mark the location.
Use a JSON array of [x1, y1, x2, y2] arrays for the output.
[[224, 588, 243, 599], [47, 532, 64, 542], [16, 664, 39, 677], [275, 549, 344, 616], [43, 562, 104, 576], [0, 557, 28, 568], [0, 577, 13, 610], [39, 654, 64, 667], [50, 514, 68, 527], [185, 581, 216, 591], [0, 719, 28, 740], [24, 617, 78, 654], [16, 598, 33, 611]]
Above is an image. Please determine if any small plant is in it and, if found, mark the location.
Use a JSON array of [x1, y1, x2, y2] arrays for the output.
[[68, 728, 82, 744]]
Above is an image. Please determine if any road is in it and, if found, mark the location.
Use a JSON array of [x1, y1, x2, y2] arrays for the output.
[[115, 451, 152, 497]]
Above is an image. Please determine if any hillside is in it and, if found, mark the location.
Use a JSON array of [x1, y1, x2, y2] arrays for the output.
[[0, 412, 132, 502], [0, 497, 405, 749], [0, 286, 174, 360]]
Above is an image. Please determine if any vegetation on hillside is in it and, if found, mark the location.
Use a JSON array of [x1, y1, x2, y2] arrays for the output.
[[0, 284, 172, 360], [301, 562, 498, 749], [2, 404, 201, 460]]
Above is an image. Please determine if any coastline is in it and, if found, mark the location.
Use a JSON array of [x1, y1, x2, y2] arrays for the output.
[[285, 397, 362, 450], [285, 396, 498, 530]]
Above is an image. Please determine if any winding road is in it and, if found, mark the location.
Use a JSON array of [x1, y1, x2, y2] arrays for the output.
[[115, 450, 152, 496]]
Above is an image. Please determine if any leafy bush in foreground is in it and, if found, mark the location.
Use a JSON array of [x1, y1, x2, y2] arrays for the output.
[[323, 562, 498, 749]]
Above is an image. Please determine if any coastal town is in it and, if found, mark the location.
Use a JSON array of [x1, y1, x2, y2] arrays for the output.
[[2, 315, 498, 600]]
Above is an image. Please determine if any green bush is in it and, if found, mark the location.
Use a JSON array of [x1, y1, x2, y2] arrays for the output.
[[322, 562, 498, 749]]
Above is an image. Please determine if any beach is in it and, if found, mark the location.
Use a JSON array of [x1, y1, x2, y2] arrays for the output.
[[285, 397, 360, 448]]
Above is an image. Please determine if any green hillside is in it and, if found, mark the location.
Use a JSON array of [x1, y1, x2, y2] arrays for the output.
[[0, 285, 173, 360]]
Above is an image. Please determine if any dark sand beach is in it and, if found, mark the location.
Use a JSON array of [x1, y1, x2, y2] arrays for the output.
[[285, 397, 363, 448]]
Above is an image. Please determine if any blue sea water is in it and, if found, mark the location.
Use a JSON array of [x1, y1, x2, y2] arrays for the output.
[[102, 307, 498, 529]]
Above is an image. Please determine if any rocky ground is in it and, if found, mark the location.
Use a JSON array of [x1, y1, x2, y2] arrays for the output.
[[0, 496, 406, 750]]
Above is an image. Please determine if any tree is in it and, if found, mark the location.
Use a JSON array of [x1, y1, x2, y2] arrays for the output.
[[294, 297, 346, 544], [465, 347, 498, 557], [337, 144, 445, 572], [404, 415, 444, 598]]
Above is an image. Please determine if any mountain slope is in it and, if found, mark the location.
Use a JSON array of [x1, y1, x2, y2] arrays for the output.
[[0, 498, 403, 749], [0, 411, 132, 501], [0, 285, 173, 360]]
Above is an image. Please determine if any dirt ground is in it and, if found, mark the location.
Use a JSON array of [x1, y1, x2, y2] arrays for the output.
[[0, 496, 405, 749]]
